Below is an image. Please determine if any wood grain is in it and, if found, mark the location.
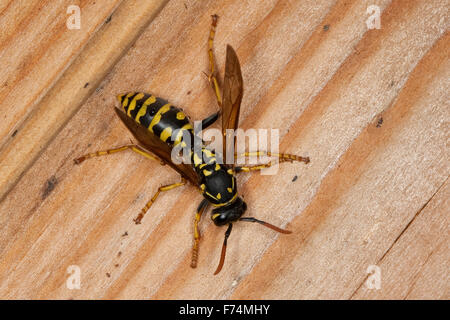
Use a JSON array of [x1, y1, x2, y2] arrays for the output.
[[0, 0, 168, 202], [0, 0, 448, 299], [0, 0, 120, 149]]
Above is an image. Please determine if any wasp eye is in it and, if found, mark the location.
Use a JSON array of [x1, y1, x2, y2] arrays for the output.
[[212, 213, 227, 226]]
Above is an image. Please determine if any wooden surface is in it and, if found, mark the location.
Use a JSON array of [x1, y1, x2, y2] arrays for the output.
[[0, 0, 448, 300]]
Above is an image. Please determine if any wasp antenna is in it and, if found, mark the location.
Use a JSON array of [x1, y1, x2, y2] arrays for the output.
[[214, 223, 233, 275], [239, 217, 292, 234]]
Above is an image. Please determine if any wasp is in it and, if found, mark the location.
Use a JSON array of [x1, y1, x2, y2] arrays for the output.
[[75, 15, 309, 274]]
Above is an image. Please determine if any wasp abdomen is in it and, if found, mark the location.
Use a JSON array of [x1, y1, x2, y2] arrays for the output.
[[117, 92, 193, 147], [117, 92, 237, 207]]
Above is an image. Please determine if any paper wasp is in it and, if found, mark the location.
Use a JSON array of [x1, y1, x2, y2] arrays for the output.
[[75, 15, 309, 274]]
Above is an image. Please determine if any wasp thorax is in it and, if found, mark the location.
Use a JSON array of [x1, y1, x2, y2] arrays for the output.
[[211, 197, 247, 226]]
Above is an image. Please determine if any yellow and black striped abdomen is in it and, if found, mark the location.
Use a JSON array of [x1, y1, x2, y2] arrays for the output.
[[117, 92, 237, 208], [117, 92, 193, 147]]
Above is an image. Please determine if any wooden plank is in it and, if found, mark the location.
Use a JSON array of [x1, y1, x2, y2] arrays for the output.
[[0, 0, 121, 148], [0, 0, 168, 201], [155, 0, 449, 299], [0, 0, 448, 300], [351, 179, 449, 299], [230, 26, 449, 299]]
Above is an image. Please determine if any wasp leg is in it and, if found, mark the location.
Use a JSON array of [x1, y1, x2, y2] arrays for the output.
[[201, 111, 220, 130], [191, 199, 209, 268], [74, 144, 160, 165], [207, 14, 222, 107], [234, 151, 310, 173], [134, 178, 186, 224], [235, 162, 278, 173], [235, 151, 310, 167]]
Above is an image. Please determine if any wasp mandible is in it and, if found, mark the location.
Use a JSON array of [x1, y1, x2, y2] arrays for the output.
[[75, 15, 310, 274]]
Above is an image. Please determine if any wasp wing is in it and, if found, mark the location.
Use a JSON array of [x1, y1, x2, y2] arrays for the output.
[[115, 108, 199, 186], [221, 45, 243, 166]]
